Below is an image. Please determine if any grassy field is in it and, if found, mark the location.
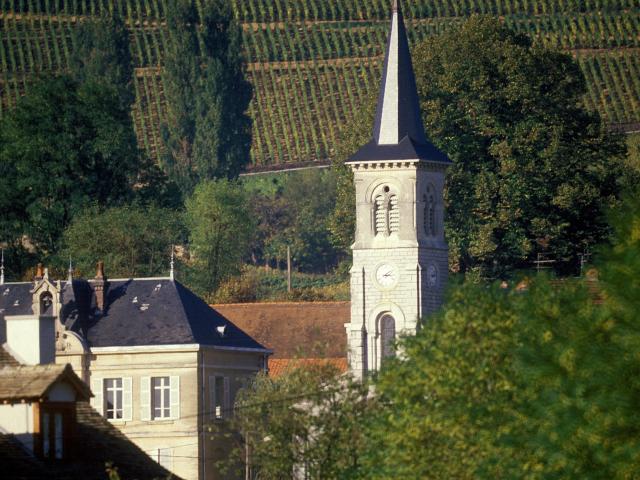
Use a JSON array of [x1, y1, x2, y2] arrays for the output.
[[0, 1, 638, 170]]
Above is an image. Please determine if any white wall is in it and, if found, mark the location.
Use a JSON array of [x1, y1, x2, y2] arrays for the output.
[[0, 403, 35, 452], [5, 315, 56, 365]]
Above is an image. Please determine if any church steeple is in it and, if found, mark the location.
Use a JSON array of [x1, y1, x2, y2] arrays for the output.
[[349, 0, 449, 163], [344, 0, 450, 380], [374, 0, 426, 145]]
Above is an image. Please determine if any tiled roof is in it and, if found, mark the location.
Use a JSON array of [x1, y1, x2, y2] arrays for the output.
[[0, 401, 178, 480], [0, 363, 91, 402], [0, 345, 19, 367], [0, 279, 267, 351], [212, 301, 350, 359], [268, 358, 348, 378]]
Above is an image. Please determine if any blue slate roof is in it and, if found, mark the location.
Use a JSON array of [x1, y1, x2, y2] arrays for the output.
[[0, 278, 267, 351]]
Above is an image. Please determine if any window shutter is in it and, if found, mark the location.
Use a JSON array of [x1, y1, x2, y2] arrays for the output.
[[170, 376, 180, 420], [140, 376, 151, 421], [122, 377, 133, 421], [90, 377, 103, 416], [223, 377, 230, 419]]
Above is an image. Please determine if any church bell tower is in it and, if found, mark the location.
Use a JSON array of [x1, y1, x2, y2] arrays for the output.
[[345, 0, 451, 378]]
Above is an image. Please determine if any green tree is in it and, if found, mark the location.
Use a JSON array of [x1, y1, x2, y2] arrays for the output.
[[364, 192, 640, 479], [61, 205, 184, 278], [220, 364, 372, 480], [363, 282, 523, 479], [69, 12, 134, 108], [413, 16, 628, 276], [184, 179, 254, 296], [162, 0, 252, 198], [507, 192, 640, 478], [246, 169, 339, 273], [0, 76, 139, 254], [70, 11, 180, 209]]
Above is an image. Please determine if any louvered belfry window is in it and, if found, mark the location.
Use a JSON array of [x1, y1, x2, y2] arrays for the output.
[[374, 194, 388, 235], [424, 185, 436, 236], [389, 195, 399, 233], [374, 186, 399, 236]]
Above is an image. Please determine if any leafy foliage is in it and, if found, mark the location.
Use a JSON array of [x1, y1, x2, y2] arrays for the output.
[[247, 169, 339, 273], [69, 12, 134, 109], [61, 205, 184, 279], [415, 16, 629, 276], [0, 75, 139, 254], [184, 179, 255, 297], [161, 0, 252, 197], [219, 364, 373, 480], [363, 190, 640, 479], [363, 282, 523, 479]]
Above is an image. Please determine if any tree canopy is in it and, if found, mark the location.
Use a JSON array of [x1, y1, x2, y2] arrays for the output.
[[219, 364, 372, 480], [184, 179, 255, 297], [61, 205, 184, 279], [0, 12, 142, 266], [414, 16, 628, 276], [364, 188, 640, 478], [161, 0, 253, 198], [0, 75, 139, 255]]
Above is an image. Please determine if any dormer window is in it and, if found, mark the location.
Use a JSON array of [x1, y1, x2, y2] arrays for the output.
[[374, 186, 399, 236], [40, 292, 53, 315]]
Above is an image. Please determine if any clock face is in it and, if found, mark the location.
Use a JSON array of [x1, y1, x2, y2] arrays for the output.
[[427, 264, 438, 287], [376, 263, 398, 288]]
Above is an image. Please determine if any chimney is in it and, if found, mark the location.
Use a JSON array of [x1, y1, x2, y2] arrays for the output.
[[94, 261, 108, 312], [34, 263, 44, 281]]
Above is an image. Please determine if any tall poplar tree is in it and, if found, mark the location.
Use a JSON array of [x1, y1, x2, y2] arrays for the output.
[[162, 0, 252, 198]]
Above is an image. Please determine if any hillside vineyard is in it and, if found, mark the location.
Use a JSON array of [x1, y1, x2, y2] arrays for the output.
[[0, 0, 638, 170]]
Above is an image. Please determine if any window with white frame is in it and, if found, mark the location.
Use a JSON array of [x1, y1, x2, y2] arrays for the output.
[[140, 376, 180, 421], [90, 377, 133, 421], [105, 378, 124, 419], [152, 377, 171, 420]]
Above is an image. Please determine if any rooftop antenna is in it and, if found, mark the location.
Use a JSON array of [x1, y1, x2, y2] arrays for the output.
[[0, 248, 5, 286], [170, 245, 175, 280]]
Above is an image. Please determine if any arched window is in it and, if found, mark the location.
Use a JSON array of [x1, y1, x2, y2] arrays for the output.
[[424, 185, 436, 237], [373, 186, 399, 236], [40, 292, 53, 315], [380, 314, 396, 362]]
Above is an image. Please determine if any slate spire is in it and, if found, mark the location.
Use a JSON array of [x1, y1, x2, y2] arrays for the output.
[[373, 0, 427, 146], [348, 0, 449, 163]]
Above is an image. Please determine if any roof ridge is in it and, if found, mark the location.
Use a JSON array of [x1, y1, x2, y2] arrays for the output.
[[211, 301, 351, 307]]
